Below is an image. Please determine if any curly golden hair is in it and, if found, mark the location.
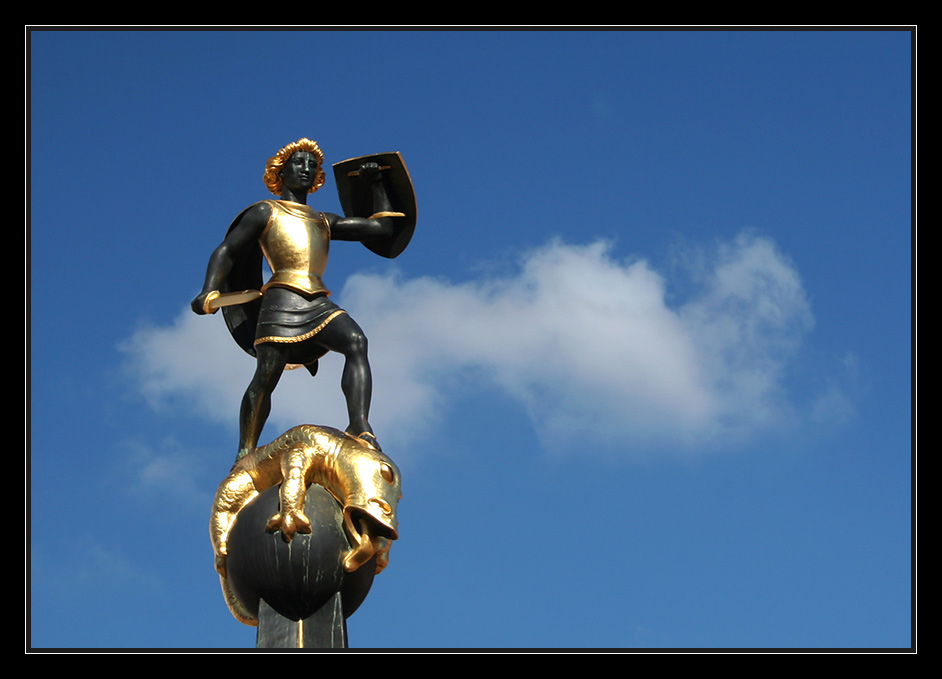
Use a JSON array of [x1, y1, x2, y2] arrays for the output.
[[263, 138, 326, 196]]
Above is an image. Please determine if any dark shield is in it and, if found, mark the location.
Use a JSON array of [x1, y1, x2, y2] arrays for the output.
[[332, 152, 417, 259]]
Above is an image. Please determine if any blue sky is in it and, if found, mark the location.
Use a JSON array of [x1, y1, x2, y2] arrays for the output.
[[29, 29, 913, 650]]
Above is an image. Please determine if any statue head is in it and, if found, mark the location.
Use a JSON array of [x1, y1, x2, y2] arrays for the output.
[[263, 138, 326, 196]]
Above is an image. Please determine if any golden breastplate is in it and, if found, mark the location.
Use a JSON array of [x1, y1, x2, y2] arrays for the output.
[[258, 200, 331, 296]]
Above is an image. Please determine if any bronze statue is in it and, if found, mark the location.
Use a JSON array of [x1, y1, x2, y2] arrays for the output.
[[192, 138, 414, 647], [191, 139, 415, 460]]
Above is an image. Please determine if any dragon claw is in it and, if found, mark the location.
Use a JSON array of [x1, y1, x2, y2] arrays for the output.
[[266, 510, 312, 542]]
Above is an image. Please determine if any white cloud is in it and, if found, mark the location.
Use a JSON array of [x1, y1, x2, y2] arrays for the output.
[[122, 310, 254, 421], [122, 233, 822, 457], [120, 437, 216, 508]]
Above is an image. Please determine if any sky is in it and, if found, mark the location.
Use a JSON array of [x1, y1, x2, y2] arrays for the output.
[[28, 28, 913, 651]]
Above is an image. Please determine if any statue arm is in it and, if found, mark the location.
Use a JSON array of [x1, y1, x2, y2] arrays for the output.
[[191, 202, 270, 315], [328, 214, 395, 242], [328, 162, 397, 242]]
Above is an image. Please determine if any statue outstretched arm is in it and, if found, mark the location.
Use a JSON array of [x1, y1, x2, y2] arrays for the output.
[[329, 162, 398, 243], [191, 202, 271, 315]]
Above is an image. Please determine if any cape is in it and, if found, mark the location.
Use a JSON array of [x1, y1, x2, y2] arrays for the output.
[[220, 204, 265, 357]]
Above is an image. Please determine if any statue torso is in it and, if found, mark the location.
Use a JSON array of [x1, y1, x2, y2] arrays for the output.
[[258, 200, 331, 296]]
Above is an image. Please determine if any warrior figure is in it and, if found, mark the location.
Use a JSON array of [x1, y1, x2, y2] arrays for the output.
[[192, 139, 404, 460]]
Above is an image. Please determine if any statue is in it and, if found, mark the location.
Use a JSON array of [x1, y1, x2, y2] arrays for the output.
[[191, 138, 415, 459], [210, 425, 401, 627], [191, 139, 415, 647]]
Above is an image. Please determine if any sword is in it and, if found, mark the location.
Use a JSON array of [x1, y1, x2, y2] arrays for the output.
[[202, 290, 262, 313]]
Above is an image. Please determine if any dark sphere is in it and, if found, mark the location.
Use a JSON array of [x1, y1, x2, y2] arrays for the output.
[[225, 483, 376, 621]]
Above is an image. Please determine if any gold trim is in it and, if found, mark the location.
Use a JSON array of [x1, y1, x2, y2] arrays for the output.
[[253, 309, 346, 346], [368, 211, 406, 219]]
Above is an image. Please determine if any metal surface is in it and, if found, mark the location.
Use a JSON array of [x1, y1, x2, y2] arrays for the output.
[[256, 595, 347, 649], [258, 200, 332, 296]]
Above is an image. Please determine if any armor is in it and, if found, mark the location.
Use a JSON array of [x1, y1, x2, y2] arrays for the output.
[[258, 199, 332, 296]]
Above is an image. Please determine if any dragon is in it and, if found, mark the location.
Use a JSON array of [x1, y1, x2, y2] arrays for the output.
[[209, 425, 402, 625]]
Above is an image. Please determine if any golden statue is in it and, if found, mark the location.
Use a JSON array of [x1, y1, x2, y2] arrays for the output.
[[210, 425, 401, 626], [190, 139, 415, 647]]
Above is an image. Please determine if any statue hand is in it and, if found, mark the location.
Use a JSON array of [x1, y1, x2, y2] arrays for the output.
[[357, 161, 382, 184], [191, 291, 219, 315]]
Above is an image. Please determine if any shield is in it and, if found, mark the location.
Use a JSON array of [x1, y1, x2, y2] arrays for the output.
[[332, 152, 417, 258]]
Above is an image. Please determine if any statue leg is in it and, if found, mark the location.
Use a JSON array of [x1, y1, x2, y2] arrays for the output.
[[314, 315, 374, 441], [238, 343, 288, 460]]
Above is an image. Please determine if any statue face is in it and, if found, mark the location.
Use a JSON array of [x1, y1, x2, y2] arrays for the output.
[[280, 151, 319, 193]]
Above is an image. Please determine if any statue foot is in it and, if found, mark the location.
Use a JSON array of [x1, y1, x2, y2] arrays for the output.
[[354, 431, 382, 451], [233, 446, 255, 466]]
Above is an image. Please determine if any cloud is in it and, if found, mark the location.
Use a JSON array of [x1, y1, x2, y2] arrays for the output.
[[121, 310, 254, 420], [122, 233, 821, 457]]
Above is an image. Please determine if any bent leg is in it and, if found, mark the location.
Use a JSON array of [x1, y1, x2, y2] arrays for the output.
[[314, 314, 374, 440]]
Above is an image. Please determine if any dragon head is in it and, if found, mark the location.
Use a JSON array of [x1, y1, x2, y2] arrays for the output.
[[333, 437, 402, 573]]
